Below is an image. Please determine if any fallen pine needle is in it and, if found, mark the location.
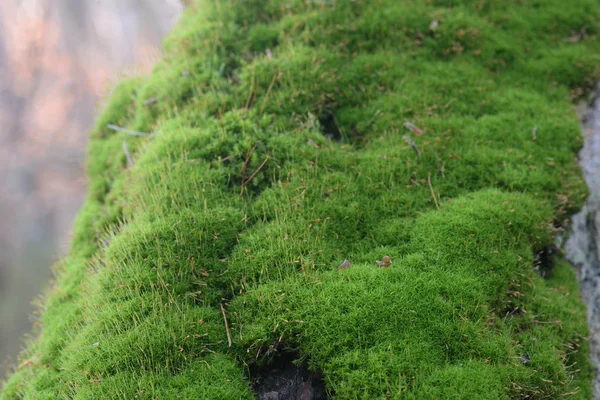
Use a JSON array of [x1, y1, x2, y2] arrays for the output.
[[107, 124, 148, 137], [245, 65, 256, 111], [122, 141, 134, 168], [428, 174, 440, 210], [241, 143, 257, 179], [260, 72, 282, 116], [220, 303, 232, 348], [403, 135, 421, 156], [240, 155, 269, 196]]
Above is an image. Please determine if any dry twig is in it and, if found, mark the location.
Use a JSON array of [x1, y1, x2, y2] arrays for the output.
[[241, 143, 257, 178], [260, 72, 282, 116], [240, 155, 270, 196], [428, 174, 440, 210], [220, 303, 232, 347], [122, 141, 134, 168], [107, 124, 148, 137], [245, 66, 256, 111], [239, 143, 257, 196], [403, 135, 421, 156]]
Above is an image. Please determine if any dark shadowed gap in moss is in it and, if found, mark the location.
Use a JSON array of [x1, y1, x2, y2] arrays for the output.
[[533, 245, 560, 278], [250, 351, 329, 400], [318, 108, 344, 142]]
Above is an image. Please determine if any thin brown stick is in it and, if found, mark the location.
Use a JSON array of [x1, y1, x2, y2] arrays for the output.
[[108, 124, 148, 137], [245, 65, 256, 111], [220, 303, 232, 347], [260, 72, 281, 116], [157, 270, 182, 313], [221, 97, 228, 116], [241, 143, 257, 176], [428, 174, 440, 210], [240, 156, 269, 196], [122, 141, 134, 168], [239, 143, 257, 196], [245, 156, 269, 186], [403, 135, 421, 156]]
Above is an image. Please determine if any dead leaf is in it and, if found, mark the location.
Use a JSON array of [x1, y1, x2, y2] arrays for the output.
[[376, 256, 392, 267], [429, 19, 439, 31], [403, 122, 424, 135], [337, 259, 351, 271]]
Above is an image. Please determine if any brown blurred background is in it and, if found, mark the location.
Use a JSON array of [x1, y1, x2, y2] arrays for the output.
[[0, 0, 183, 377]]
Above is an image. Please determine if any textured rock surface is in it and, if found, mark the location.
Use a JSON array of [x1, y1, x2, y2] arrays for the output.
[[568, 87, 600, 399]]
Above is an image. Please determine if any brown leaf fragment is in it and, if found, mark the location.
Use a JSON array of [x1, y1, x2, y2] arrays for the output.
[[376, 256, 392, 267], [429, 19, 439, 31], [403, 122, 424, 135], [18, 357, 37, 369], [337, 259, 351, 271], [403, 135, 421, 156], [144, 97, 158, 106]]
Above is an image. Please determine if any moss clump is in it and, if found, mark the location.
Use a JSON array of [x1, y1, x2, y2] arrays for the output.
[[2, 0, 599, 398]]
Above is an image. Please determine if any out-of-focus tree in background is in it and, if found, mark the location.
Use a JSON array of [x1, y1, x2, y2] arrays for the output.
[[0, 0, 183, 377]]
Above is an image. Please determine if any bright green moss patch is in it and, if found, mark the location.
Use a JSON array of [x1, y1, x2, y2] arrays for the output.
[[233, 190, 590, 398], [3, 0, 600, 398]]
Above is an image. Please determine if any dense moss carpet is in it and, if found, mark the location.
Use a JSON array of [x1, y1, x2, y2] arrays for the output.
[[3, 0, 600, 398]]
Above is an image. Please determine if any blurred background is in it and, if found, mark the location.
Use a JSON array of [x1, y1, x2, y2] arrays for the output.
[[0, 0, 183, 378]]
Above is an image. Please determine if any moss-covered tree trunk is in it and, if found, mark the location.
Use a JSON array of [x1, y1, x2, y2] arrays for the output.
[[3, 0, 600, 398]]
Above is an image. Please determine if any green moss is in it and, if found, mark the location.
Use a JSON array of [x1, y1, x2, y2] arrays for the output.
[[2, 0, 599, 398]]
